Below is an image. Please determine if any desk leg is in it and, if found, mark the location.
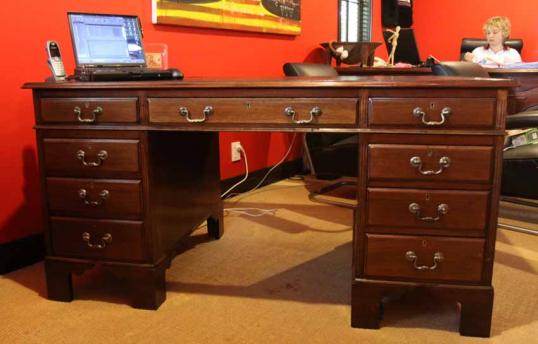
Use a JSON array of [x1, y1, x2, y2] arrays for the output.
[[459, 287, 493, 337], [351, 280, 385, 329], [207, 202, 224, 239], [44, 258, 93, 302], [114, 262, 167, 310], [351, 279, 493, 337]]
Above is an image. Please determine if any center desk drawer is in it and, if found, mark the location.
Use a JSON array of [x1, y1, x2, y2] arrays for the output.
[[46, 178, 142, 219], [43, 138, 140, 177], [367, 188, 489, 231], [40, 98, 138, 123], [51, 217, 145, 261], [368, 144, 494, 183], [148, 98, 357, 125], [364, 234, 485, 282], [368, 98, 496, 128]]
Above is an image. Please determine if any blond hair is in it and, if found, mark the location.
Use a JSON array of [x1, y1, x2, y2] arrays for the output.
[[483, 16, 512, 40]]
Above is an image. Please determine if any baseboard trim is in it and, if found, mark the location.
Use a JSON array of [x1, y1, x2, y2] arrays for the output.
[[220, 158, 303, 196], [0, 233, 45, 274]]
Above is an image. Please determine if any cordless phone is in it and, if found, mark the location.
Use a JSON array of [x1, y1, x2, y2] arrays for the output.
[[46, 40, 66, 80]]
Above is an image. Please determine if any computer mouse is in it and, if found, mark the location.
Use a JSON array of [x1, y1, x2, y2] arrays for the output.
[[169, 68, 184, 80]]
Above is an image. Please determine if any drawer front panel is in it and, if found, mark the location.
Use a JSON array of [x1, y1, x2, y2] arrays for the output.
[[51, 217, 145, 261], [46, 178, 142, 219], [368, 144, 493, 183], [43, 138, 140, 176], [148, 98, 357, 125], [367, 188, 489, 230], [368, 98, 496, 128], [364, 234, 484, 282], [40, 98, 138, 123]]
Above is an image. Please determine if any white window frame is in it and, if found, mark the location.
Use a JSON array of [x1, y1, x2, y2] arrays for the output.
[[339, 0, 372, 42]]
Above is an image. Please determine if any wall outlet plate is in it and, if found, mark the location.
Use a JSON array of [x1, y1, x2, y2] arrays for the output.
[[231, 141, 241, 162]]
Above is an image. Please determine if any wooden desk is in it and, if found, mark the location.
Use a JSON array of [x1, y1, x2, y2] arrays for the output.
[[338, 67, 538, 114], [489, 69, 538, 113], [24, 76, 515, 337], [337, 66, 432, 76]]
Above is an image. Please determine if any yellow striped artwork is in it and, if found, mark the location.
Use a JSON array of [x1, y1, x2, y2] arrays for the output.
[[152, 0, 301, 35]]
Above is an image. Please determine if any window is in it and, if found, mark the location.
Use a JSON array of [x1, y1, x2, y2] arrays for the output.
[[339, 0, 372, 42]]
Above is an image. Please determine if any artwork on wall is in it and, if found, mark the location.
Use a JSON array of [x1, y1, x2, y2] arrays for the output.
[[152, 0, 301, 35]]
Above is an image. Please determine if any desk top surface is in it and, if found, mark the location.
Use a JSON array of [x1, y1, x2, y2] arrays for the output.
[[23, 75, 516, 90]]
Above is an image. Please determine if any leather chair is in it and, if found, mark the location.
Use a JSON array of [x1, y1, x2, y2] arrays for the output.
[[432, 61, 538, 235], [283, 62, 357, 208], [460, 38, 523, 61]]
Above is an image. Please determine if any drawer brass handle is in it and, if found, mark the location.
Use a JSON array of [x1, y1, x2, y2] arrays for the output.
[[179, 106, 211, 123], [408, 202, 449, 222], [405, 251, 444, 271], [78, 189, 110, 206], [284, 106, 322, 124], [413, 107, 451, 126], [409, 156, 450, 175], [82, 232, 112, 249], [76, 150, 108, 167], [73, 106, 103, 123]]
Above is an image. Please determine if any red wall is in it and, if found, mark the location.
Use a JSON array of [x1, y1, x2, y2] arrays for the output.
[[414, 0, 538, 62], [0, 0, 345, 243]]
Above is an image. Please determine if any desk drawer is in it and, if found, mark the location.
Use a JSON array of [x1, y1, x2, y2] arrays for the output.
[[368, 144, 493, 184], [368, 98, 496, 128], [40, 98, 138, 123], [364, 234, 484, 282], [367, 188, 489, 231], [46, 178, 142, 219], [51, 217, 145, 261], [43, 138, 140, 177], [148, 98, 357, 125]]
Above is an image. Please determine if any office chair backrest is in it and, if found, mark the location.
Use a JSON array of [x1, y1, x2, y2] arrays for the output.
[[283, 63, 338, 77], [431, 61, 490, 78], [460, 38, 523, 60]]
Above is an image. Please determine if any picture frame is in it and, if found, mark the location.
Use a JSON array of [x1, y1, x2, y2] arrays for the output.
[[152, 0, 301, 36]]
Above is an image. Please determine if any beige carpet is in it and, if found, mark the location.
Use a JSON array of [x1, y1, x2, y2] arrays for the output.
[[1, 180, 537, 343]]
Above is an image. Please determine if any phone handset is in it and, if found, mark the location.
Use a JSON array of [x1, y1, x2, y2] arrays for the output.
[[46, 40, 66, 80]]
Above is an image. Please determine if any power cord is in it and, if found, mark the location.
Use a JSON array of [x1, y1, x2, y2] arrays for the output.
[[220, 143, 248, 199], [223, 133, 297, 200], [221, 134, 298, 218]]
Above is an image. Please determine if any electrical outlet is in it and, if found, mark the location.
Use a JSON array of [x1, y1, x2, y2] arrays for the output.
[[231, 141, 242, 162]]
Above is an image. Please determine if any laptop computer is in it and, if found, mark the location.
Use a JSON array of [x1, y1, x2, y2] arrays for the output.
[[68, 12, 183, 81], [383, 28, 422, 65]]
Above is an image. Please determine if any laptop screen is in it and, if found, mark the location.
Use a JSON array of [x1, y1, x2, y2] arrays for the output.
[[68, 12, 146, 67], [383, 28, 421, 65]]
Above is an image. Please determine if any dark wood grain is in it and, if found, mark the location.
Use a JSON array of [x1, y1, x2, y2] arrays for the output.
[[43, 138, 140, 177], [148, 97, 358, 125], [40, 97, 138, 123], [368, 97, 496, 128], [363, 234, 485, 282], [26, 78, 509, 335], [368, 144, 493, 183]]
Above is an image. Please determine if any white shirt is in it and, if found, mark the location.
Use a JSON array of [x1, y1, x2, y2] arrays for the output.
[[471, 46, 522, 68]]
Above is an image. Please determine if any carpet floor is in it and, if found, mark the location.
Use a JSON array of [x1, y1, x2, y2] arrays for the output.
[[1, 179, 536, 343]]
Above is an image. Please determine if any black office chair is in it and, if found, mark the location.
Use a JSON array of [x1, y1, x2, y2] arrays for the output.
[[283, 62, 358, 208], [460, 38, 523, 61], [432, 61, 538, 235]]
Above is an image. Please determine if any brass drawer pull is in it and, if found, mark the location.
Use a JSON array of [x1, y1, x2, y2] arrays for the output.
[[408, 202, 449, 222], [413, 107, 451, 126], [284, 106, 322, 124], [409, 156, 450, 175], [78, 189, 110, 206], [73, 106, 103, 123], [405, 251, 444, 271], [179, 105, 213, 123], [82, 232, 112, 249], [76, 150, 108, 167]]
